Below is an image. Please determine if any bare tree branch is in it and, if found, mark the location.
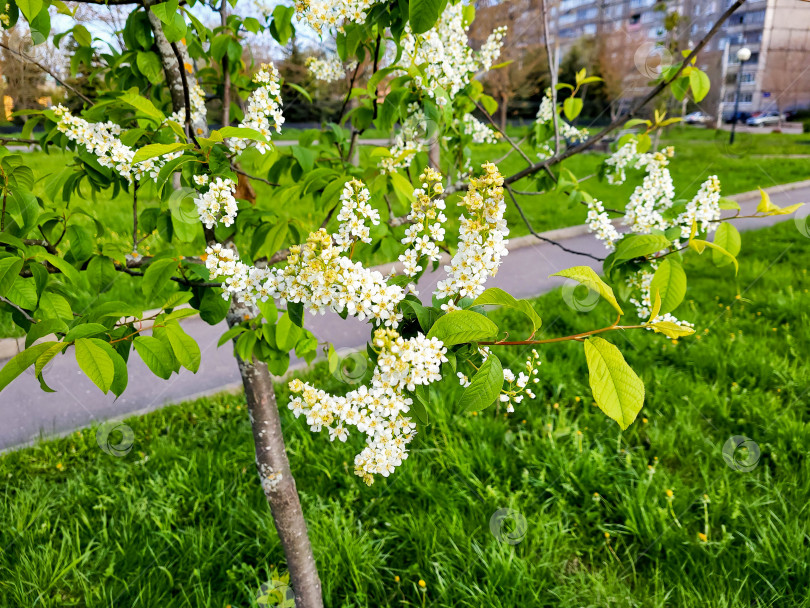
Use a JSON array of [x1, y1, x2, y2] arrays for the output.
[[505, 183, 604, 262], [0, 41, 94, 106]]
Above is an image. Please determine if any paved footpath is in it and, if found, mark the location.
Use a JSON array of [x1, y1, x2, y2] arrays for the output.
[[1, 181, 808, 451]]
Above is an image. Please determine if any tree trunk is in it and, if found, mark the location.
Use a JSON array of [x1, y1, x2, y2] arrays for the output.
[[499, 93, 508, 132], [220, 0, 231, 128], [145, 6, 324, 606]]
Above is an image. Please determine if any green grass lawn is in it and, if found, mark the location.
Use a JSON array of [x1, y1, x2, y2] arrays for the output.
[[2, 221, 809, 606]]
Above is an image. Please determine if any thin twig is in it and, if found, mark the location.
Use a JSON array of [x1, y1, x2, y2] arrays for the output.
[[481, 315, 646, 346], [540, 0, 561, 156], [0, 295, 36, 323], [505, 183, 604, 262], [232, 166, 280, 187], [473, 100, 532, 166]]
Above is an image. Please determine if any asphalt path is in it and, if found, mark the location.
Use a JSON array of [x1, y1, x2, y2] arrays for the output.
[[1, 181, 808, 451]]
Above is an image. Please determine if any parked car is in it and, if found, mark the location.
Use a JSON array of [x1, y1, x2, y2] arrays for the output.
[[746, 112, 786, 126], [684, 111, 712, 125]]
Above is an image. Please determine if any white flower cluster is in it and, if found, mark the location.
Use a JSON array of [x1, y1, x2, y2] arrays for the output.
[[586, 138, 724, 327], [623, 147, 676, 234], [334, 179, 381, 251], [604, 140, 638, 185], [380, 104, 427, 174], [436, 162, 509, 301], [168, 81, 207, 132], [499, 349, 540, 413], [204, 243, 274, 304], [586, 198, 621, 250], [228, 63, 284, 155], [306, 55, 356, 83], [288, 328, 447, 484], [294, 0, 379, 34], [535, 91, 588, 159], [456, 113, 500, 144], [398, 168, 446, 277], [401, 4, 506, 103], [195, 177, 239, 229], [52, 105, 183, 183], [677, 175, 722, 239], [206, 226, 407, 325]]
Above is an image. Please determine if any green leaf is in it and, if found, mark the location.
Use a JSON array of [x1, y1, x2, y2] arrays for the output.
[[648, 321, 695, 339], [291, 145, 317, 173], [64, 323, 109, 342], [164, 322, 201, 373], [217, 126, 267, 142], [712, 223, 741, 267], [35, 292, 73, 322], [550, 267, 624, 316], [75, 337, 115, 393], [0, 256, 23, 297], [275, 311, 301, 352], [756, 188, 803, 216], [73, 24, 92, 46], [132, 143, 190, 165], [689, 239, 739, 273], [649, 258, 686, 315], [17, 0, 42, 22], [25, 318, 68, 348], [584, 337, 645, 430], [457, 354, 504, 412], [563, 97, 583, 121], [88, 338, 128, 398], [613, 234, 671, 264], [87, 256, 117, 294], [472, 288, 543, 334], [142, 258, 178, 299], [136, 51, 163, 85], [426, 310, 499, 346], [120, 89, 166, 123], [37, 252, 81, 285], [719, 197, 740, 211], [409, 0, 442, 34], [689, 69, 711, 102], [133, 335, 173, 380], [0, 341, 58, 391]]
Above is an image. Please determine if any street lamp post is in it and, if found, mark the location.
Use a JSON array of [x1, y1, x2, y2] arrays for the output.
[[729, 46, 751, 145]]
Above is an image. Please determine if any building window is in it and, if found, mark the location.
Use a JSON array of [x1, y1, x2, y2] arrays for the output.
[[726, 93, 753, 103], [739, 72, 755, 84], [629, 13, 641, 25]]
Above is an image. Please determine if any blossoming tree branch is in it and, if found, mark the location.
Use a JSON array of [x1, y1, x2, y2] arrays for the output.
[[0, 0, 799, 604]]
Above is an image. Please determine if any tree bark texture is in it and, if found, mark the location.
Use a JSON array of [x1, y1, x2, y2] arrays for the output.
[[145, 6, 324, 606]]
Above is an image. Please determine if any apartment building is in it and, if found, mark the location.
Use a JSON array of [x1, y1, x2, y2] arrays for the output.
[[547, 0, 810, 117]]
